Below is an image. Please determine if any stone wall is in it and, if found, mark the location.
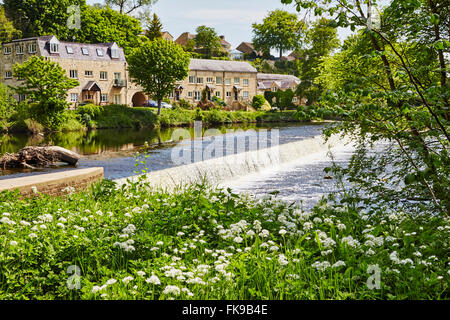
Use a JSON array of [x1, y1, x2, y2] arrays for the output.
[[0, 168, 104, 198]]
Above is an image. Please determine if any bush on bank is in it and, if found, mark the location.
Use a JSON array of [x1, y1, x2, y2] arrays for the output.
[[0, 179, 448, 300]]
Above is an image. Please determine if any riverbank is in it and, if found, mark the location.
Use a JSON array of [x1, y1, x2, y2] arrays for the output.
[[4, 104, 304, 134], [0, 179, 447, 300]]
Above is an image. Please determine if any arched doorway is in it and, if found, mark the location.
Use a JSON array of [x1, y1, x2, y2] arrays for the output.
[[132, 92, 147, 107]]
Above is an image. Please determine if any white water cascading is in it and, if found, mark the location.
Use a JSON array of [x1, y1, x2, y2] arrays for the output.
[[114, 133, 349, 192]]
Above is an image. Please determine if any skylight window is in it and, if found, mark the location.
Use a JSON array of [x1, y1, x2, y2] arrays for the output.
[[66, 46, 73, 54], [81, 47, 89, 55], [96, 49, 104, 56]]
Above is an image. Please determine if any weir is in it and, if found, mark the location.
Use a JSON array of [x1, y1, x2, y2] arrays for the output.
[[114, 134, 349, 191]]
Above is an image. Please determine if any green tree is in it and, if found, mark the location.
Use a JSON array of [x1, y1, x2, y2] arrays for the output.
[[144, 13, 163, 41], [128, 39, 190, 115], [194, 26, 222, 57], [12, 56, 79, 131], [105, 0, 157, 14], [0, 82, 16, 131], [0, 6, 21, 44], [76, 6, 144, 55], [284, 0, 449, 215], [252, 10, 305, 59], [296, 18, 339, 105], [3, 0, 86, 39]]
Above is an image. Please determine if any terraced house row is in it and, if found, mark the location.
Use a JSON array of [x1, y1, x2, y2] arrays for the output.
[[1, 36, 301, 108]]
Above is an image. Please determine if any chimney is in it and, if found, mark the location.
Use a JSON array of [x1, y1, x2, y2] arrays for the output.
[[219, 35, 225, 40]]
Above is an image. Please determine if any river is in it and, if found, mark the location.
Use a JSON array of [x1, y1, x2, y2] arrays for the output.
[[0, 122, 355, 210]]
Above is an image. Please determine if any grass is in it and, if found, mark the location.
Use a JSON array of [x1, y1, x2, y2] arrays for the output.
[[0, 178, 448, 300]]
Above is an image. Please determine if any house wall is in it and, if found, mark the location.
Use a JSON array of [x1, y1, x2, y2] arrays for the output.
[[172, 70, 258, 106], [0, 39, 147, 107]]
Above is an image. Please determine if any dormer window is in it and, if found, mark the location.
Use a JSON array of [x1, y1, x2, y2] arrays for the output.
[[66, 46, 74, 54], [96, 49, 104, 56], [81, 47, 89, 55], [111, 48, 119, 59], [16, 45, 24, 55], [28, 43, 37, 53], [50, 43, 59, 53]]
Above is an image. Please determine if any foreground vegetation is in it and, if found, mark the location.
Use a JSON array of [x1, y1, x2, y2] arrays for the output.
[[0, 179, 448, 300]]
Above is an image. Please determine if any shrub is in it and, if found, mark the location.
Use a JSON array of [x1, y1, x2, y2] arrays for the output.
[[252, 95, 266, 110], [76, 104, 102, 120], [177, 99, 194, 110]]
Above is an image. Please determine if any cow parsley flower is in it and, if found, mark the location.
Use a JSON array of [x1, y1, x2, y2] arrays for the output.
[[122, 276, 134, 284], [146, 275, 161, 285], [163, 285, 180, 296]]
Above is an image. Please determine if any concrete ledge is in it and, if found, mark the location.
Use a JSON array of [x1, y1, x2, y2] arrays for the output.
[[0, 167, 104, 197]]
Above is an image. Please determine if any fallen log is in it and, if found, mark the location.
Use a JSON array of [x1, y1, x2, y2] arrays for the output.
[[0, 146, 80, 169]]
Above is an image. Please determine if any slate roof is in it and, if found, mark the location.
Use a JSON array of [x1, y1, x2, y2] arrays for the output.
[[189, 59, 257, 73], [257, 73, 300, 90], [5, 36, 126, 62], [257, 73, 300, 82]]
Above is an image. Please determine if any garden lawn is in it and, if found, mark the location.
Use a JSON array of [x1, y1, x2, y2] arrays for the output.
[[0, 179, 448, 300]]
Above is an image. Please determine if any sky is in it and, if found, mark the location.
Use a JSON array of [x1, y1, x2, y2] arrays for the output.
[[87, 0, 359, 52]]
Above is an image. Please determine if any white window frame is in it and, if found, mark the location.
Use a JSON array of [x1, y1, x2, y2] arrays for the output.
[[4, 46, 12, 55], [114, 94, 121, 104], [189, 76, 195, 84], [206, 77, 214, 83], [16, 45, 24, 55], [18, 94, 26, 102], [28, 43, 37, 54], [111, 49, 119, 59], [96, 49, 104, 56], [216, 77, 223, 84], [69, 70, 78, 79], [70, 93, 79, 102], [234, 77, 240, 84], [81, 47, 89, 55], [197, 77, 204, 84], [85, 70, 93, 77], [66, 46, 74, 54], [194, 91, 201, 101], [188, 92, 193, 97], [100, 94, 108, 102], [243, 91, 249, 99], [226, 92, 232, 97], [243, 79, 249, 87], [215, 91, 221, 97], [5, 71, 12, 79], [225, 78, 231, 85], [50, 43, 59, 53], [100, 71, 108, 80]]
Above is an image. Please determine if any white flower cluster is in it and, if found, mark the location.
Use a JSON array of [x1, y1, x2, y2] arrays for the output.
[[389, 251, 414, 267], [113, 239, 136, 252], [341, 235, 361, 248], [311, 261, 331, 272]]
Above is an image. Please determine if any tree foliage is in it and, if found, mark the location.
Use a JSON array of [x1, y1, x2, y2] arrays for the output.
[[194, 26, 222, 57], [76, 6, 144, 55], [144, 13, 163, 41], [0, 82, 16, 131], [252, 9, 305, 58], [128, 39, 190, 115], [3, 0, 87, 39], [12, 56, 79, 131], [296, 17, 340, 105], [284, 0, 449, 215], [3, 2, 144, 55], [0, 6, 21, 44]]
